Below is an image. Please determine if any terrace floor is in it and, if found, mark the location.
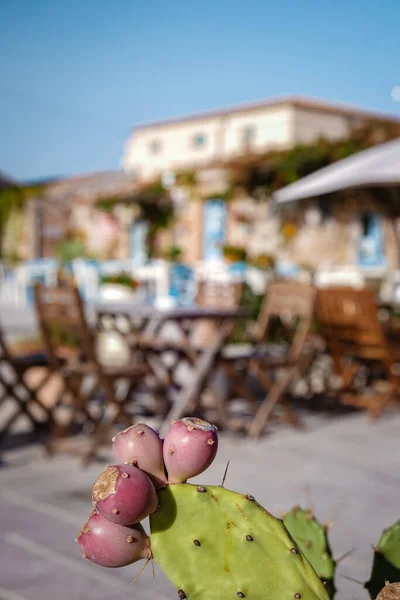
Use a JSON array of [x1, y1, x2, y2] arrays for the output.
[[0, 408, 399, 600]]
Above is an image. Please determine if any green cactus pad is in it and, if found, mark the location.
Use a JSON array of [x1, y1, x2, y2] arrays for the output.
[[365, 520, 400, 599], [150, 484, 330, 600], [283, 508, 335, 578], [283, 507, 335, 598]]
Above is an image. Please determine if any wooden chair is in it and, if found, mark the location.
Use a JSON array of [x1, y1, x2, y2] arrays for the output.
[[315, 286, 398, 417], [195, 279, 243, 308], [0, 327, 54, 447], [221, 280, 316, 438], [34, 283, 151, 461]]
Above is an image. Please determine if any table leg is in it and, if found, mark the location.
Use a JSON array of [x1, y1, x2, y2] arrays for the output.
[[159, 319, 234, 436]]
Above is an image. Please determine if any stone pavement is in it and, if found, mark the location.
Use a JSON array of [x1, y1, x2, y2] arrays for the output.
[[0, 305, 37, 337], [0, 409, 399, 600]]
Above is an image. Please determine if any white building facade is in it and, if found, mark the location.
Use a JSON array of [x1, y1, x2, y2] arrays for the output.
[[122, 96, 397, 180]]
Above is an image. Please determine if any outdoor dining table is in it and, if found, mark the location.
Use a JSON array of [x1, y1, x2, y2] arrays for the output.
[[95, 302, 248, 435]]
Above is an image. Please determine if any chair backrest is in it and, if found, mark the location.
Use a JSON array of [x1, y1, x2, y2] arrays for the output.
[[254, 280, 315, 361], [195, 279, 243, 309], [34, 283, 96, 368], [315, 286, 389, 356]]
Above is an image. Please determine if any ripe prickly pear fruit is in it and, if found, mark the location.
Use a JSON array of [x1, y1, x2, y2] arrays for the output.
[[163, 417, 218, 483], [76, 510, 151, 568], [112, 423, 166, 488], [92, 464, 158, 525]]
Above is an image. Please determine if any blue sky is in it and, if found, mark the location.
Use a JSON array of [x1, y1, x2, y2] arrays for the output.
[[1, 0, 399, 181]]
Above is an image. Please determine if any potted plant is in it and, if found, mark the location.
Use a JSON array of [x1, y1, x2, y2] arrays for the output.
[[99, 273, 139, 302], [163, 244, 183, 263], [249, 253, 276, 271], [222, 244, 247, 263]]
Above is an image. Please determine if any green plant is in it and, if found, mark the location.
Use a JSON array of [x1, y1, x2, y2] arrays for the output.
[[0, 183, 43, 258], [100, 273, 139, 290], [222, 244, 247, 262], [95, 179, 175, 258], [228, 121, 400, 199], [249, 254, 275, 270], [77, 418, 329, 600], [151, 483, 328, 600], [76, 418, 400, 600], [365, 520, 400, 599], [163, 244, 183, 263], [175, 169, 197, 188], [283, 507, 336, 598], [56, 237, 89, 265], [201, 188, 235, 203]]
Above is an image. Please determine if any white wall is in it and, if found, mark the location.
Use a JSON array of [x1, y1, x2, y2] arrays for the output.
[[122, 105, 295, 179], [123, 118, 222, 179], [122, 103, 371, 180], [292, 108, 354, 144], [223, 105, 294, 155]]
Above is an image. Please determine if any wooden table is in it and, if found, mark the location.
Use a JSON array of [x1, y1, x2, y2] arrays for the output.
[[96, 303, 247, 434]]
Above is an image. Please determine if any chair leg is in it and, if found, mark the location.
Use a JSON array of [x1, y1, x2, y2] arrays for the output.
[[221, 362, 259, 411], [207, 382, 230, 430], [248, 367, 296, 439], [280, 399, 303, 429], [82, 422, 113, 467]]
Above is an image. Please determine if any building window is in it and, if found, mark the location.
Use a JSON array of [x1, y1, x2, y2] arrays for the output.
[[242, 125, 256, 145], [192, 133, 207, 148], [149, 139, 162, 155]]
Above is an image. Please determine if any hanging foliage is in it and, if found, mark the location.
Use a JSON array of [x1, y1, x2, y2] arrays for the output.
[[0, 183, 43, 259], [95, 178, 175, 258], [227, 121, 400, 198]]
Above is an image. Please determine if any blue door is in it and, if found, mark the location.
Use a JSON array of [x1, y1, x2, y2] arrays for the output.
[[358, 214, 386, 268], [129, 221, 149, 265], [203, 199, 226, 261]]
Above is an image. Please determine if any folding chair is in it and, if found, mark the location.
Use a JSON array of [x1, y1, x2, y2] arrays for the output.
[[221, 280, 315, 438], [0, 327, 54, 446], [34, 283, 151, 462], [315, 286, 399, 417]]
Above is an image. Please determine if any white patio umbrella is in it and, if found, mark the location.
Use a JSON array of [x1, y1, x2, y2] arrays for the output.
[[273, 137, 400, 204]]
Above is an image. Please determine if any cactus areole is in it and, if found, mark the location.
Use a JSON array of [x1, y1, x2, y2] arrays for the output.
[[163, 417, 218, 483]]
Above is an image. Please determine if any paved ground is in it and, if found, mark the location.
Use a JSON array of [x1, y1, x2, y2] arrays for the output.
[[0, 409, 399, 600], [0, 305, 37, 337]]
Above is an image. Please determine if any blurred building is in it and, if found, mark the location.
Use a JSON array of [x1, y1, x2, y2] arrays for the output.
[[122, 95, 400, 180]]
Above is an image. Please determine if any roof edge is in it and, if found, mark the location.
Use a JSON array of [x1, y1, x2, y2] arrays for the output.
[[131, 95, 400, 133]]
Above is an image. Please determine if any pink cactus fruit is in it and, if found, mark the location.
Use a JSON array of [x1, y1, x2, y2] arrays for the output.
[[76, 510, 151, 568], [163, 417, 218, 483], [92, 464, 158, 525], [112, 423, 166, 488]]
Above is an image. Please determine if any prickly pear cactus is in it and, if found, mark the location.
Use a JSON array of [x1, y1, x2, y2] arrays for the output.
[[151, 484, 329, 600], [77, 417, 330, 599], [283, 507, 336, 598], [366, 521, 400, 599]]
